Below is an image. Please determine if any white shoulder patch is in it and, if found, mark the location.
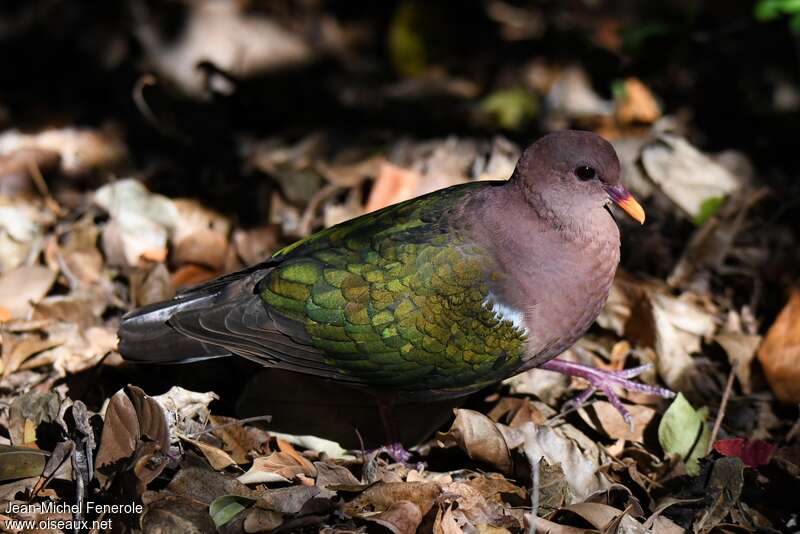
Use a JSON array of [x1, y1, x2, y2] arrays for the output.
[[484, 292, 528, 334]]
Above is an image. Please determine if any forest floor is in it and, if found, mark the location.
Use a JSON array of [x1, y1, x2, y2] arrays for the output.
[[0, 1, 799, 533]]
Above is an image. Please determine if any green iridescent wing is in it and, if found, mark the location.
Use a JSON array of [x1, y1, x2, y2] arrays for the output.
[[257, 182, 528, 391]]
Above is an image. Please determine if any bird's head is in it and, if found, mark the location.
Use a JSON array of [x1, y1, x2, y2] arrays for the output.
[[512, 130, 645, 226]]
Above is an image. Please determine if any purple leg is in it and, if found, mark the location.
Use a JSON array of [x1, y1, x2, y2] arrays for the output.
[[539, 359, 675, 424], [375, 399, 414, 463]]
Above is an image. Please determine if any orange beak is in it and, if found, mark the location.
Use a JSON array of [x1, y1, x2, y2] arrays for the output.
[[604, 184, 645, 224]]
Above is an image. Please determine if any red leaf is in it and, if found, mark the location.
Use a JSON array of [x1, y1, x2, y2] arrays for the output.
[[713, 438, 775, 467]]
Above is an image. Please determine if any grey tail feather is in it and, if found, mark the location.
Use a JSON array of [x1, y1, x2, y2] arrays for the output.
[[118, 293, 232, 363]]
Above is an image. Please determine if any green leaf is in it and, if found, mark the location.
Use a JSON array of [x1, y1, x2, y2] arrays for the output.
[[388, 1, 427, 77], [0, 445, 48, 481], [611, 79, 627, 100], [480, 88, 538, 131], [209, 495, 256, 528], [693, 195, 726, 226], [755, 0, 785, 20], [658, 393, 711, 475], [790, 13, 800, 32]]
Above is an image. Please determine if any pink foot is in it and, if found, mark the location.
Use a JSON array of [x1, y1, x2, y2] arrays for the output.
[[538, 359, 675, 425], [375, 442, 413, 464]]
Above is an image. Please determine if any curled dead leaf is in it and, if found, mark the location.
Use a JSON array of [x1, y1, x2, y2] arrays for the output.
[[757, 289, 800, 404], [437, 409, 513, 474]]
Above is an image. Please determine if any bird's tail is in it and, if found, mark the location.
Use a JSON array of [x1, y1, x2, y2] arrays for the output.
[[117, 292, 232, 363]]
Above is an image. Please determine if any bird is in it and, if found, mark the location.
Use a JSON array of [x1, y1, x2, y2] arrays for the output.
[[118, 130, 672, 457]]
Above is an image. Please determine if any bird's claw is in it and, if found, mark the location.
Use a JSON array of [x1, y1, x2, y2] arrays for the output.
[[376, 442, 414, 464], [540, 359, 675, 429]]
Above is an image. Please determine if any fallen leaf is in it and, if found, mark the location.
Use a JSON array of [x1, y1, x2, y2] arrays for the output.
[[0, 202, 45, 272], [171, 199, 231, 270], [243, 506, 284, 533], [141, 494, 217, 533], [515, 421, 610, 502], [237, 451, 315, 485], [437, 409, 513, 474], [0, 125, 127, 175], [270, 432, 354, 460], [8, 391, 60, 446], [153, 386, 218, 438], [0, 445, 47, 481], [363, 500, 422, 534], [209, 494, 256, 528], [578, 402, 656, 442], [0, 266, 56, 319], [757, 289, 800, 404], [480, 87, 538, 131], [713, 438, 775, 467], [345, 481, 441, 518], [209, 415, 270, 465], [94, 179, 179, 268], [693, 457, 744, 533], [171, 263, 218, 288], [366, 162, 421, 213], [544, 66, 614, 121], [641, 133, 741, 221], [614, 77, 661, 125], [95, 389, 139, 485], [658, 393, 710, 476], [136, 0, 311, 98], [314, 461, 360, 489], [716, 331, 761, 394], [181, 436, 237, 471], [233, 226, 279, 266]]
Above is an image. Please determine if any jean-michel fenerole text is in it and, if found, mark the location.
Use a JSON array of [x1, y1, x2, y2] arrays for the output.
[[5, 501, 143, 515]]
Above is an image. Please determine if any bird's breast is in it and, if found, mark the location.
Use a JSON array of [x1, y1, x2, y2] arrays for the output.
[[490, 231, 620, 368]]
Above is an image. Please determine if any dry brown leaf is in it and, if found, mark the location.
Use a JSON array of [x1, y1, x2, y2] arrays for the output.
[[171, 263, 218, 288], [435, 505, 463, 534], [716, 331, 761, 394], [366, 162, 421, 213], [95, 387, 170, 489], [437, 409, 513, 474], [0, 126, 127, 176], [615, 78, 661, 125], [0, 266, 56, 320], [171, 199, 231, 270], [181, 436, 237, 471], [237, 451, 316, 485], [209, 415, 270, 465], [153, 386, 218, 439], [314, 461, 360, 489], [136, 0, 311, 98], [345, 481, 441, 518], [277, 439, 317, 475], [141, 494, 217, 533], [363, 500, 423, 534], [2, 334, 62, 377], [0, 201, 46, 272], [233, 226, 279, 266], [95, 389, 139, 486], [757, 289, 800, 403], [244, 507, 284, 533], [641, 133, 741, 220], [94, 179, 179, 268], [577, 402, 656, 442], [509, 421, 609, 502]]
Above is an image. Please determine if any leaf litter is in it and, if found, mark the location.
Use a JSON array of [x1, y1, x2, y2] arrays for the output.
[[0, 3, 798, 533]]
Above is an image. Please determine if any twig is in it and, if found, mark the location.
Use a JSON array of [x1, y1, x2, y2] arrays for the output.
[[707, 368, 736, 454], [529, 454, 540, 534], [26, 156, 62, 216], [189, 415, 273, 438]]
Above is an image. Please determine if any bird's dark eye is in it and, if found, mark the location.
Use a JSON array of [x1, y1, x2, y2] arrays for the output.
[[575, 166, 597, 181]]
